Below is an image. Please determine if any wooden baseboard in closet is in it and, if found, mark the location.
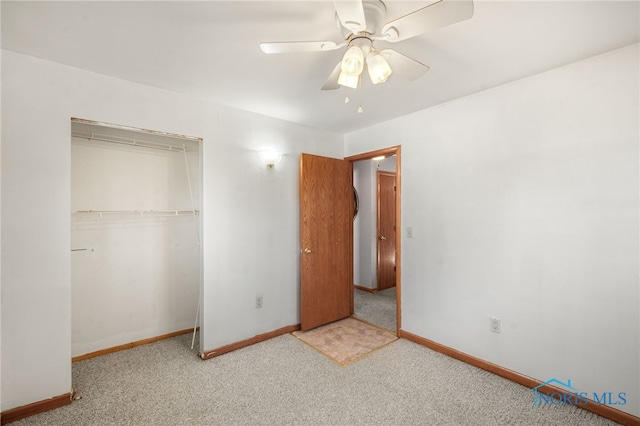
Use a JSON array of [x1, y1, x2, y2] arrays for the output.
[[72, 327, 199, 363]]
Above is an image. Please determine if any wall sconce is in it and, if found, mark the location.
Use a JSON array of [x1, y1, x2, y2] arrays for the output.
[[259, 150, 283, 168]]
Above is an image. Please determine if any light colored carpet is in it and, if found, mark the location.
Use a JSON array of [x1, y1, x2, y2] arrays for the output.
[[12, 333, 617, 426], [353, 287, 396, 332], [292, 317, 398, 365]]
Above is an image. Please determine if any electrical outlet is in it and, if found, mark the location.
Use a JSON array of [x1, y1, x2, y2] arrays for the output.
[[490, 317, 501, 333], [255, 295, 263, 309]]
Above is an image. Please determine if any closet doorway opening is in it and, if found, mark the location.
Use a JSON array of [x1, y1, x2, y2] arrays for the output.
[[70, 118, 203, 361], [348, 147, 400, 334]]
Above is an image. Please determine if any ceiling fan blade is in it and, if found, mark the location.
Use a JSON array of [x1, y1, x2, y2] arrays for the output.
[[381, 49, 430, 81], [260, 41, 343, 54], [381, 0, 474, 43], [334, 0, 367, 33], [321, 62, 343, 90]]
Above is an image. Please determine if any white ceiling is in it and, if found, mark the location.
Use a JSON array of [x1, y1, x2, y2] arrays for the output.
[[2, 1, 638, 134]]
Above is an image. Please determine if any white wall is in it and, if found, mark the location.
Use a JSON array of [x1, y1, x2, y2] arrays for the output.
[[346, 44, 640, 416], [1, 50, 343, 411], [1, 50, 202, 411], [353, 160, 375, 288], [200, 104, 343, 350], [70, 128, 201, 357], [378, 156, 396, 174]]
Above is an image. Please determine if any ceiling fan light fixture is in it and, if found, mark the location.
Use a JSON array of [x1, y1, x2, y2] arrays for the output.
[[338, 72, 359, 89], [341, 45, 365, 77], [366, 51, 392, 84]]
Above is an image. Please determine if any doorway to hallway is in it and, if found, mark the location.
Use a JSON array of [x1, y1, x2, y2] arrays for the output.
[[348, 147, 401, 334]]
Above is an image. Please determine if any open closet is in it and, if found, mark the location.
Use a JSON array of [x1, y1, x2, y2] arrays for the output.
[[70, 119, 202, 358]]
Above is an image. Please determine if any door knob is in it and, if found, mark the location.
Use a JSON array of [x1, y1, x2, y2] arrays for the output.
[[302, 247, 312, 254], [379, 236, 387, 241]]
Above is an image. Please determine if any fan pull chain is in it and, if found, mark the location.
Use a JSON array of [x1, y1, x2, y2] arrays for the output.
[[342, 76, 363, 113]]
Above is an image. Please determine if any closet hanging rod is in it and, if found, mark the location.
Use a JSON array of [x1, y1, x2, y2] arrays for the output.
[[72, 131, 187, 153], [71, 117, 202, 142], [74, 209, 199, 217]]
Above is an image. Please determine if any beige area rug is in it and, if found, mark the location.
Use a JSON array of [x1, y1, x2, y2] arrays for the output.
[[292, 317, 398, 366]]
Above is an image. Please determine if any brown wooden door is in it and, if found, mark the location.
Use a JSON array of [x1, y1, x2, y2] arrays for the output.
[[377, 171, 396, 290], [300, 153, 353, 331]]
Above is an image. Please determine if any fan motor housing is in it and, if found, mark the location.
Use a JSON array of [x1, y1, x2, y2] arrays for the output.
[[337, 0, 387, 38]]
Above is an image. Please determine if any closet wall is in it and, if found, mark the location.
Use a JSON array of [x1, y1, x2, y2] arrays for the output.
[[70, 121, 201, 358], [2, 49, 343, 411]]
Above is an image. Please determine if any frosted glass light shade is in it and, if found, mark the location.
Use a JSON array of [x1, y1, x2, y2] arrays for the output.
[[338, 72, 359, 89], [259, 150, 283, 168], [341, 46, 364, 77], [338, 45, 366, 89], [366, 52, 392, 84]]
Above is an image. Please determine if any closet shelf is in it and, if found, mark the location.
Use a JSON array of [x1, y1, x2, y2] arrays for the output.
[[72, 130, 188, 152], [74, 210, 199, 218]]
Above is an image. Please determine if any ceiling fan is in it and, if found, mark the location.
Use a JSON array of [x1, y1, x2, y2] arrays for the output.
[[260, 0, 474, 91]]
